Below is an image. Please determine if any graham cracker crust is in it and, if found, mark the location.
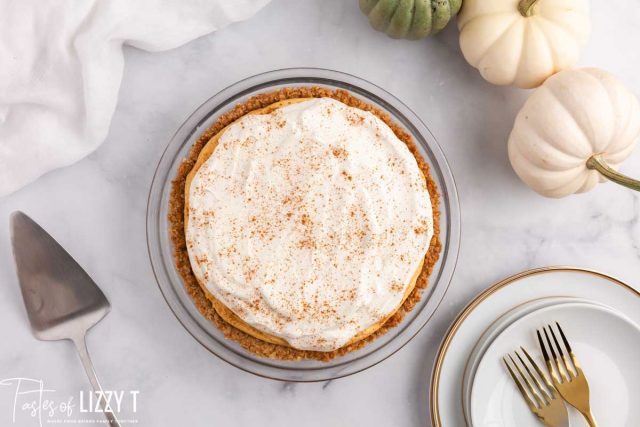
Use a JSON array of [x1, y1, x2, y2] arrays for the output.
[[168, 87, 442, 361]]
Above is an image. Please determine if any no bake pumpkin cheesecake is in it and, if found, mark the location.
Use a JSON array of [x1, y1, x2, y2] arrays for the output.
[[169, 87, 441, 361]]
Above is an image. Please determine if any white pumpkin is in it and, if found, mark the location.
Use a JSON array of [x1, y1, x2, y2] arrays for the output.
[[508, 68, 640, 198], [458, 0, 590, 89]]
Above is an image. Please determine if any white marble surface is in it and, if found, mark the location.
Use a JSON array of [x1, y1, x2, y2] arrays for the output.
[[1, 1, 639, 426]]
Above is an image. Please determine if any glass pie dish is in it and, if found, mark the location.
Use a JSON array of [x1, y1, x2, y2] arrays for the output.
[[146, 68, 460, 382]]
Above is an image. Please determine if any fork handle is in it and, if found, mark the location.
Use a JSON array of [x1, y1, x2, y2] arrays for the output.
[[73, 336, 121, 427], [580, 411, 598, 427]]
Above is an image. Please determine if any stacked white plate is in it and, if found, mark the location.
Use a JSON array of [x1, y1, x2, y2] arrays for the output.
[[430, 267, 640, 427]]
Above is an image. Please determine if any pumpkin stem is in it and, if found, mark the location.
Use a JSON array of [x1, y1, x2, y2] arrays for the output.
[[586, 154, 640, 192], [518, 0, 539, 17]]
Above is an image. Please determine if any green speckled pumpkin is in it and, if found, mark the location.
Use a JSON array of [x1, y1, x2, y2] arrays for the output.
[[359, 0, 462, 40]]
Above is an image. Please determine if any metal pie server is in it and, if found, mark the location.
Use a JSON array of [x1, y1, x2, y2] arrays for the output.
[[10, 211, 121, 427]]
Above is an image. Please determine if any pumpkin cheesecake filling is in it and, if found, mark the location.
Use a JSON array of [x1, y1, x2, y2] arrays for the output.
[[169, 87, 441, 360]]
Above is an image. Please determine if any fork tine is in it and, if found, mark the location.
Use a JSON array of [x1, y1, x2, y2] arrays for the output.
[[504, 356, 538, 410], [549, 324, 575, 380], [521, 346, 556, 398], [508, 354, 546, 408], [556, 322, 572, 352], [516, 350, 551, 403], [542, 327, 563, 383], [543, 326, 558, 361], [537, 329, 558, 384], [556, 322, 582, 371], [537, 329, 550, 363]]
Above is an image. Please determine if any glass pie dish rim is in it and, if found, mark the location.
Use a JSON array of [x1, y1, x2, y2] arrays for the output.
[[146, 67, 461, 382]]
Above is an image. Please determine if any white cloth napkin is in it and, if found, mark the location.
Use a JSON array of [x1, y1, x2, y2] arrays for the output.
[[0, 0, 271, 196]]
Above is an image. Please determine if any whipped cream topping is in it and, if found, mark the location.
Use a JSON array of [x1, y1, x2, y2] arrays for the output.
[[186, 98, 433, 351]]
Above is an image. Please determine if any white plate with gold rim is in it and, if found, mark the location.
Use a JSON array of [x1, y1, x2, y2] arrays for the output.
[[471, 301, 640, 427], [460, 296, 607, 423], [430, 266, 640, 427]]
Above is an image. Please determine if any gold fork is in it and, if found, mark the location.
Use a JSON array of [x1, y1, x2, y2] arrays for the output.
[[537, 322, 599, 427], [503, 347, 569, 427]]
